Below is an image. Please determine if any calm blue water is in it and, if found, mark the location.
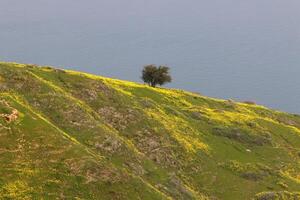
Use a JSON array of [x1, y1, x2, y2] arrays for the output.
[[1, 0, 300, 113]]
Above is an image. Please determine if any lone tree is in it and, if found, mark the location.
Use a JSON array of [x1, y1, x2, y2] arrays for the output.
[[141, 65, 172, 87]]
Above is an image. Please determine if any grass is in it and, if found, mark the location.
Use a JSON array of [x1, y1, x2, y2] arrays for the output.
[[0, 62, 299, 200]]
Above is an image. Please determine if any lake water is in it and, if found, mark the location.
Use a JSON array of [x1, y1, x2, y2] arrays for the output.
[[1, 0, 300, 114]]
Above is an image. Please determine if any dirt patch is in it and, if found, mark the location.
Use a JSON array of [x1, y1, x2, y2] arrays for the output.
[[95, 136, 122, 154], [0, 100, 19, 123], [98, 107, 137, 130], [1, 109, 19, 123], [135, 129, 179, 167], [65, 158, 126, 184]]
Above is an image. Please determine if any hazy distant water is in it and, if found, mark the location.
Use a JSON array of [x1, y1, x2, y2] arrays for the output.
[[1, 0, 300, 113]]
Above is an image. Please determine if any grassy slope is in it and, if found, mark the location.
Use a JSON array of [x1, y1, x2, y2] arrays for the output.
[[0, 62, 299, 200]]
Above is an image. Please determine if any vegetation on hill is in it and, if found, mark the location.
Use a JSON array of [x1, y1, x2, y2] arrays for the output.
[[0, 62, 299, 200]]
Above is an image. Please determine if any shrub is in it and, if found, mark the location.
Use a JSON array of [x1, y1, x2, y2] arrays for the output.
[[212, 126, 271, 146], [255, 191, 300, 200], [41, 66, 54, 70], [243, 101, 256, 105], [222, 160, 271, 181], [54, 68, 66, 73], [25, 64, 38, 68], [277, 181, 288, 189]]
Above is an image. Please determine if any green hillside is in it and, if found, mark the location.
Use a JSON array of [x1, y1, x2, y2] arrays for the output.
[[0, 62, 299, 200]]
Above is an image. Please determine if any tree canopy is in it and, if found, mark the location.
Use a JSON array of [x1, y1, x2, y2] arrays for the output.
[[141, 65, 172, 87]]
